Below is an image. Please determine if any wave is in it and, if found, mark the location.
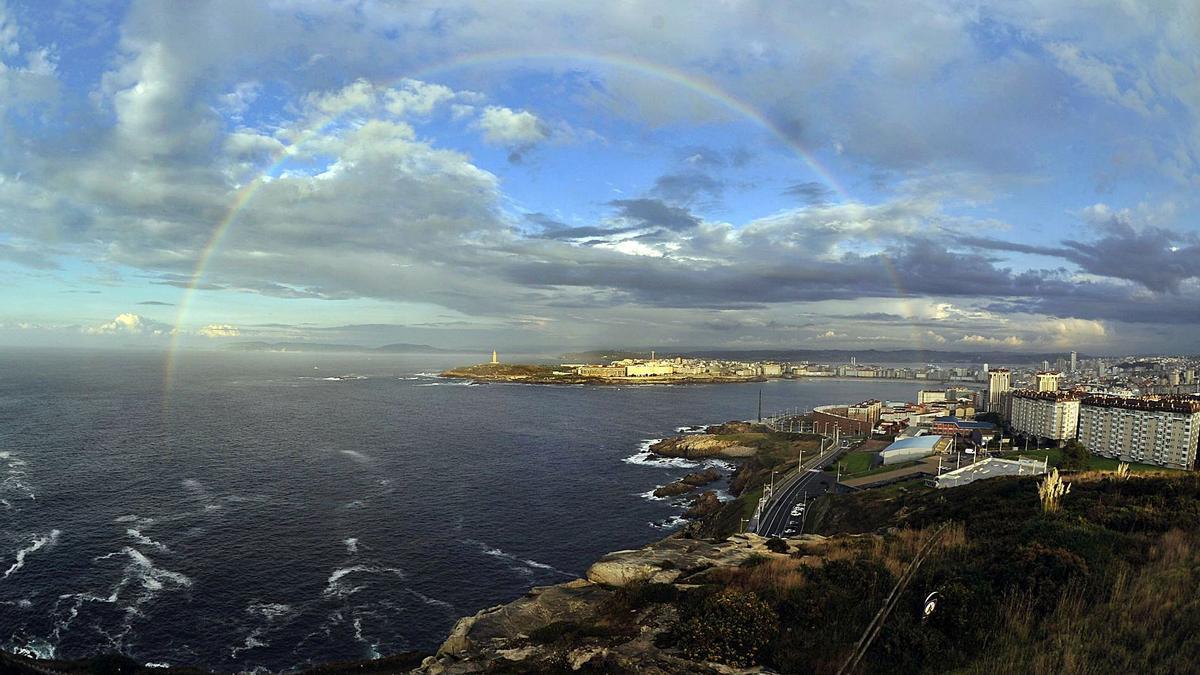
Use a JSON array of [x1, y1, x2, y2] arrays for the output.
[[8, 636, 56, 660], [407, 589, 454, 610], [344, 537, 359, 554], [126, 529, 169, 553], [636, 489, 670, 502], [675, 425, 707, 433], [464, 539, 573, 579], [2, 450, 35, 501], [352, 616, 382, 660], [649, 516, 688, 530], [230, 602, 296, 658], [622, 439, 704, 470], [414, 380, 479, 387], [323, 565, 406, 599], [3, 530, 60, 579]]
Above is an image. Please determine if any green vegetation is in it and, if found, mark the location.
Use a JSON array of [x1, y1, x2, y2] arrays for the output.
[[838, 449, 876, 476], [672, 470, 1200, 673], [673, 589, 780, 667], [1060, 438, 1090, 471], [1004, 446, 1179, 474]]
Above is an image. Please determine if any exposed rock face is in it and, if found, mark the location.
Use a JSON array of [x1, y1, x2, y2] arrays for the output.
[[653, 469, 723, 498], [416, 534, 787, 674], [684, 491, 722, 520], [651, 435, 755, 459]]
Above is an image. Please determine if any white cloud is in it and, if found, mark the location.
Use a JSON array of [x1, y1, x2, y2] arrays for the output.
[[197, 324, 240, 337], [475, 105, 549, 146], [84, 313, 169, 336], [959, 334, 1024, 346]]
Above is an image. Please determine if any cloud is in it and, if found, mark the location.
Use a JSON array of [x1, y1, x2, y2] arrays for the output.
[[197, 323, 240, 337], [960, 334, 1024, 347], [84, 313, 170, 336], [782, 181, 834, 204], [607, 199, 701, 232], [136, 300, 174, 306]]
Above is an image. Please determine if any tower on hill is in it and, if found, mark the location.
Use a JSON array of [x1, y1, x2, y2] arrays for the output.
[[491, 349, 499, 364]]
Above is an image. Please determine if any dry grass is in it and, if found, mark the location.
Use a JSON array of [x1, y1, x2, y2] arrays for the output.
[[964, 528, 1200, 674]]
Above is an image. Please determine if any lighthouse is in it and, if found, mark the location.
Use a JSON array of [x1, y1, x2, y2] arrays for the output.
[[491, 349, 499, 364]]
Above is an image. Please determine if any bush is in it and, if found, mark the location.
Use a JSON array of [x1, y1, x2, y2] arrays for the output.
[[766, 537, 790, 553], [675, 589, 780, 667]]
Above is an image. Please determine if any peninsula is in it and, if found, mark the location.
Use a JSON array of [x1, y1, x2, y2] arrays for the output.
[[439, 355, 772, 385]]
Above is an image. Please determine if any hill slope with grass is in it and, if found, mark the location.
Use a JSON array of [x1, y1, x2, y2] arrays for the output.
[[416, 468, 1200, 674]]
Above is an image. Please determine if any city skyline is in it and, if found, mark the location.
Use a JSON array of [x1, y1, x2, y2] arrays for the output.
[[1, 2, 1198, 352]]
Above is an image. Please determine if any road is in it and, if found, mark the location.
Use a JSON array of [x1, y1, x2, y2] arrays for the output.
[[757, 468, 836, 537], [755, 439, 848, 537]]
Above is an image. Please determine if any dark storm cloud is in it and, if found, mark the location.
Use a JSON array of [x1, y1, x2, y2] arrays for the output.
[[652, 171, 724, 204], [829, 312, 907, 321], [783, 181, 834, 205], [607, 198, 701, 231], [960, 224, 1200, 293]]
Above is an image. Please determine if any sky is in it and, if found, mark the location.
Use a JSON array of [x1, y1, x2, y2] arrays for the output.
[[0, 0, 1198, 355]]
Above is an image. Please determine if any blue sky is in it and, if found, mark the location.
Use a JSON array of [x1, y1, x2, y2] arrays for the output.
[[0, 1, 1198, 353]]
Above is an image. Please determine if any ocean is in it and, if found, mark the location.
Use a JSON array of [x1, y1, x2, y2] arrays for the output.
[[0, 348, 927, 672]]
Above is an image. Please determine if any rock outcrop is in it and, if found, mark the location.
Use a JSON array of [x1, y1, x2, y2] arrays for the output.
[[650, 435, 756, 459], [416, 534, 788, 674], [683, 491, 722, 520], [653, 469, 724, 497]]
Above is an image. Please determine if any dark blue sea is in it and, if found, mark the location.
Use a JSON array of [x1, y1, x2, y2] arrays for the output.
[[0, 348, 926, 672]]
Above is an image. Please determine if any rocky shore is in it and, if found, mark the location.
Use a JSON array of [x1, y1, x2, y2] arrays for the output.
[[414, 533, 794, 674]]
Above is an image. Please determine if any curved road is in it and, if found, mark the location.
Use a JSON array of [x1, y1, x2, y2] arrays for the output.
[[756, 439, 850, 537]]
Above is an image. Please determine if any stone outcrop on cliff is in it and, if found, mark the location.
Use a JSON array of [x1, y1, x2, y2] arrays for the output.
[[415, 534, 787, 674], [650, 435, 756, 459]]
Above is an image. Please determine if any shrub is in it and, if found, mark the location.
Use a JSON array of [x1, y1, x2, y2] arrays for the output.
[[675, 589, 780, 667], [766, 537, 790, 553]]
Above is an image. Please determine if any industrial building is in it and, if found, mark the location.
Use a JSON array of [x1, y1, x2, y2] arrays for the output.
[[879, 435, 952, 465], [1078, 395, 1200, 471]]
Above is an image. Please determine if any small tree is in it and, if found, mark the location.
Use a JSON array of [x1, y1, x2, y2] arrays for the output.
[[1038, 468, 1071, 513], [1060, 439, 1091, 471]]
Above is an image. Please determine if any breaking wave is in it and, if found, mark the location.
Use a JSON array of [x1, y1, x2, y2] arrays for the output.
[[464, 539, 573, 578], [3, 529, 60, 579]]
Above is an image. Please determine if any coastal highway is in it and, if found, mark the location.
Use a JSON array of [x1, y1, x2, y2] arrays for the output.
[[756, 441, 848, 538]]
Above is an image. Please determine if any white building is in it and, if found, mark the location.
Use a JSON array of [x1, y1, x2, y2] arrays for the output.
[[1010, 390, 1081, 442], [987, 368, 1011, 419], [1078, 396, 1200, 471]]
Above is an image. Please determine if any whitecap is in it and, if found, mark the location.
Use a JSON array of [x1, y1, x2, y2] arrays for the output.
[[344, 537, 359, 554], [649, 516, 688, 530], [323, 565, 406, 598], [407, 589, 454, 610], [339, 449, 370, 462], [464, 539, 573, 578], [126, 529, 169, 553], [636, 489, 670, 502], [3, 529, 60, 579], [622, 439, 703, 470]]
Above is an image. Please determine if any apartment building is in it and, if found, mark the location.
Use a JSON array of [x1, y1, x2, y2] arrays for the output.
[[1010, 390, 1082, 442], [1078, 396, 1200, 470]]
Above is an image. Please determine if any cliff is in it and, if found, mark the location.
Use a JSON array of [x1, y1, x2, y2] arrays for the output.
[[414, 469, 1200, 674]]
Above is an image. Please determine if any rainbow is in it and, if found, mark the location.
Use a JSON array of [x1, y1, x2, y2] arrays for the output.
[[163, 49, 904, 394]]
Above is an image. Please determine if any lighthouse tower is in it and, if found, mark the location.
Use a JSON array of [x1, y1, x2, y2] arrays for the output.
[[491, 349, 499, 364]]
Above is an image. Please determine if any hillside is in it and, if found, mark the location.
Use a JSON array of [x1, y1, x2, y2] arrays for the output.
[[414, 469, 1200, 674]]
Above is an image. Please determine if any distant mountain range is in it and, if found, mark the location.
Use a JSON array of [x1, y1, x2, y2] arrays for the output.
[[225, 341, 453, 354], [562, 348, 1088, 365]]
